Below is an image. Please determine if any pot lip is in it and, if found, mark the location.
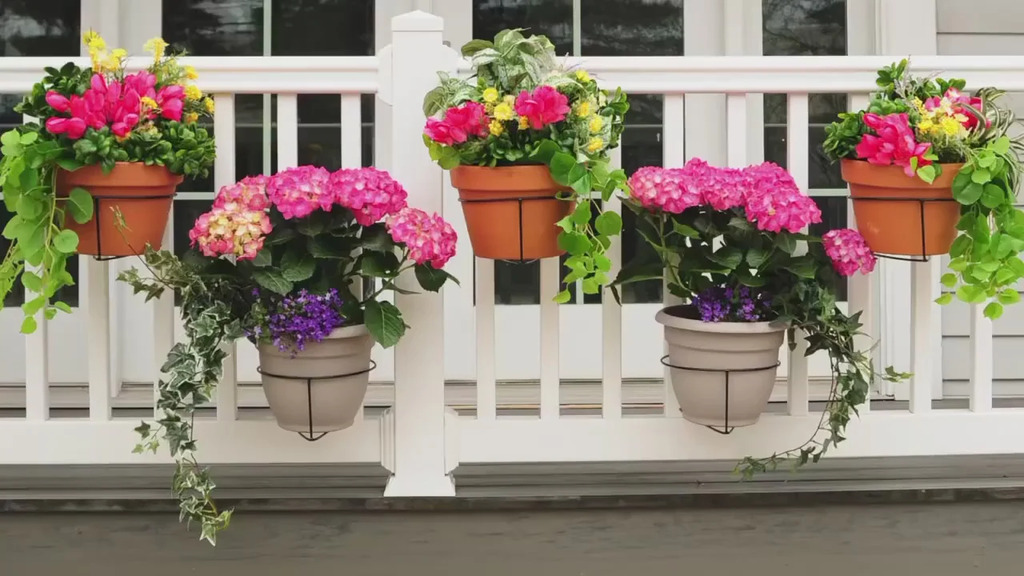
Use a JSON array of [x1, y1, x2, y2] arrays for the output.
[[451, 163, 567, 194], [59, 161, 185, 185], [840, 158, 963, 189], [324, 323, 371, 340], [655, 305, 787, 334]]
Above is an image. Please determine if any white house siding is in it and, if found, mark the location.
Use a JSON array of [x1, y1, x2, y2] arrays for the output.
[[938, 0, 1024, 397]]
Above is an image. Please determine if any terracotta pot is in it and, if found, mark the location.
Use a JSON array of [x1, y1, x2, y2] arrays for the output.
[[258, 324, 374, 435], [58, 162, 181, 257], [656, 305, 786, 428], [451, 165, 571, 260], [842, 159, 963, 256]]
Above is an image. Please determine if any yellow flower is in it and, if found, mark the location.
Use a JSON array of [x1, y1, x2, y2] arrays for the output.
[[185, 84, 202, 101], [484, 103, 494, 114], [140, 96, 159, 110], [482, 87, 499, 104], [493, 102, 514, 121], [82, 30, 105, 52], [184, 112, 199, 124], [576, 101, 592, 118], [589, 116, 604, 133], [576, 70, 591, 83], [502, 94, 515, 107], [940, 116, 962, 136], [204, 98, 215, 113], [143, 37, 168, 62], [586, 137, 604, 153], [518, 116, 530, 130], [488, 120, 505, 136], [918, 119, 935, 134], [184, 65, 199, 80]]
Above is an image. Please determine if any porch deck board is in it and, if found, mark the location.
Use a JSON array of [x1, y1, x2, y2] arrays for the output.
[[1, 502, 1020, 575]]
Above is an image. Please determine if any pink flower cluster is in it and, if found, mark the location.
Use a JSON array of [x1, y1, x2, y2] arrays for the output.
[[45, 72, 184, 140], [855, 113, 932, 177], [424, 101, 489, 146], [627, 159, 822, 234], [928, 87, 987, 130], [822, 228, 876, 276], [515, 85, 570, 130], [328, 167, 409, 226], [266, 166, 333, 219], [189, 178, 273, 261], [386, 207, 458, 269]]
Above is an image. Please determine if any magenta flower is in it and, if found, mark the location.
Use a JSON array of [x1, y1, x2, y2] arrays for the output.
[[156, 84, 184, 121], [424, 117, 459, 146], [45, 91, 70, 113], [823, 228, 876, 276], [386, 207, 458, 268], [855, 113, 932, 177], [515, 86, 570, 130], [188, 205, 272, 261], [685, 158, 746, 211], [627, 166, 702, 214], [266, 165, 333, 220], [329, 167, 409, 226], [214, 176, 271, 213], [742, 162, 822, 233]]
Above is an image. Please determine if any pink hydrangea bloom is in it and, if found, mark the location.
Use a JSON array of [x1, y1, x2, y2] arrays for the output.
[[855, 113, 932, 177], [386, 207, 458, 269], [267, 165, 333, 219], [742, 162, 822, 233], [329, 167, 409, 226], [823, 228, 876, 276], [214, 175, 270, 213], [627, 166, 702, 214], [188, 206, 272, 261], [684, 158, 746, 211], [515, 86, 570, 130]]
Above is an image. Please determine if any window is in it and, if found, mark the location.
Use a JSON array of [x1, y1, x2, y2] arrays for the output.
[[762, 0, 849, 299], [473, 0, 683, 305], [0, 1, 82, 307], [163, 0, 375, 259]]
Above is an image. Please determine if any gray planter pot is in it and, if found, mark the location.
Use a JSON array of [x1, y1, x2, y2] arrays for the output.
[[656, 305, 786, 428], [258, 324, 375, 435]]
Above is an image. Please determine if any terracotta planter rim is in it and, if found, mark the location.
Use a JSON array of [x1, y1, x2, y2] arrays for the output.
[[840, 158, 964, 190], [656, 305, 788, 334]]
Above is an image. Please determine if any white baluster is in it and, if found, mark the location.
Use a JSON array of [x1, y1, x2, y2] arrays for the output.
[[539, 257, 560, 420], [214, 93, 238, 422], [602, 146, 623, 420], [662, 94, 685, 418], [969, 303, 993, 412], [785, 93, 810, 416], [476, 258, 497, 420]]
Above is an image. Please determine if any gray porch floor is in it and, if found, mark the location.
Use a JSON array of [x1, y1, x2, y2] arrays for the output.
[[2, 502, 1023, 575]]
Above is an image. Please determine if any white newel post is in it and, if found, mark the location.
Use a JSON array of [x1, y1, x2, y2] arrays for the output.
[[383, 11, 456, 497]]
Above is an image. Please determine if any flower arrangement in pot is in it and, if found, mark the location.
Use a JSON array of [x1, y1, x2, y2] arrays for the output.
[[824, 60, 1024, 319], [118, 165, 457, 544], [0, 33, 215, 332], [423, 29, 629, 301], [614, 159, 907, 475]]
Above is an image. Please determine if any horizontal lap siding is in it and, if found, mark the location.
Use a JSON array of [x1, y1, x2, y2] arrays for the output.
[[937, 0, 1024, 397]]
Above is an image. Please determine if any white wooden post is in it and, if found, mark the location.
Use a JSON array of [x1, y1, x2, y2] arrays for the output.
[[383, 11, 456, 496]]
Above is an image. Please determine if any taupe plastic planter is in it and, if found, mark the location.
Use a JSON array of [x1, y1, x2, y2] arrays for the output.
[[258, 324, 375, 438], [656, 305, 786, 429]]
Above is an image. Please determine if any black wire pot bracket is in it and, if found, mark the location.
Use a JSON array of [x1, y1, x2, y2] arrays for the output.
[[256, 360, 377, 442], [660, 356, 782, 435], [850, 195, 959, 263], [86, 191, 177, 262], [458, 194, 563, 265]]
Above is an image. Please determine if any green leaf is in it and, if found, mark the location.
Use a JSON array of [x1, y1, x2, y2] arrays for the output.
[[917, 164, 937, 184], [981, 183, 1005, 210], [364, 299, 406, 348], [783, 257, 818, 279], [595, 211, 622, 236], [22, 295, 46, 316], [571, 201, 591, 226], [984, 301, 1004, 320], [19, 132, 37, 145], [971, 168, 992, 184], [360, 224, 393, 252], [774, 233, 797, 254], [582, 277, 600, 294], [461, 38, 494, 56], [360, 251, 399, 278], [746, 248, 769, 268], [53, 229, 79, 254], [594, 253, 612, 272], [554, 289, 571, 304], [998, 289, 1021, 305], [66, 187, 94, 224], [56, 157, 85, 172], [20, 316, 37, 334], [940, 273, 958, 288], [956, 284, 986, 304], [935, 293, 954, 305], [21, 271, 42, 293], [672, 222, 700, 238], [252, 269, 293, 295], [993, 136, 1011, 155], [280, 251, 315, 282], [53, 301, 73, 314], [557, 231, 590, 256], [414, 264, 456, 292], [251, 248, 273, 267], [956, 182, 984, 205], [707, 246, 743, 270]]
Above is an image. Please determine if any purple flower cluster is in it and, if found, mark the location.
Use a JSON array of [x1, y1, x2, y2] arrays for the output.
[[692, 285, 772, 323], [265, 288, 347, 354]]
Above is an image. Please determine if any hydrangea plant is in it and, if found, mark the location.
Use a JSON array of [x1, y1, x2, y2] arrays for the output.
[[422, 29, 630, 301], [119, 166, 458, 544], [615, 159, 906, 475]]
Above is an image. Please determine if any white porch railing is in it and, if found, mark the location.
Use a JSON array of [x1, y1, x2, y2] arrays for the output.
[[0, 11, 1019, 495]]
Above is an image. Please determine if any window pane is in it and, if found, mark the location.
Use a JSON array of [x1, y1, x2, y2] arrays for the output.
[[272, 0, 373, 56], [0, 1, 80, 56], [474, 0, 573, 54], [763, 0, 846, 56], [581, 0, 683, 56], [163, 0, 263, 56], [809, 196, 848, 301]]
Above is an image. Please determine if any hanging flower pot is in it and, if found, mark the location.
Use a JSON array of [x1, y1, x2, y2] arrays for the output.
[[842, 157, 963, 258], [258, 324, 375, 438], [656, 305, 786, 429], [59, 162, 181, 257], [451, 165, 570, 260]]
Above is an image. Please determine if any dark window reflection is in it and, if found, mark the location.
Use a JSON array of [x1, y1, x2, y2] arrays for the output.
[[809, 196, 848, 300], [163, 0, 263, 56], [0, 0, 80, 56], [272, 0, 373, 56], [474, 0, 573, 54], [581, 0, 683, 56]]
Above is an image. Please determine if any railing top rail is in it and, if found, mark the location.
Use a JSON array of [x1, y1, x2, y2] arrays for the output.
[[0, 55, 380, 94]]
